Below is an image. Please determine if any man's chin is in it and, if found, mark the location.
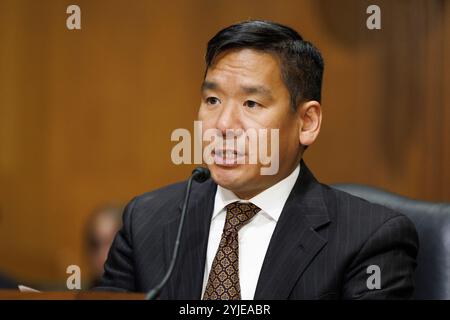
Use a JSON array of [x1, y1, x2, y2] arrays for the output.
[[209, 163, 245, 189]]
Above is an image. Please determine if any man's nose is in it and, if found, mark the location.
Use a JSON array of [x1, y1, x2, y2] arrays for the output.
[[215, 104, 242, 135]]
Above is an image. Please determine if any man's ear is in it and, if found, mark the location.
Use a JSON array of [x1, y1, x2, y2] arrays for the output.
[[297, 100, 322, 147]]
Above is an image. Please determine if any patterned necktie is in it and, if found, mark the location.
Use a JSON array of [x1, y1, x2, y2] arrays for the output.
[[203, 201, 261, 300]]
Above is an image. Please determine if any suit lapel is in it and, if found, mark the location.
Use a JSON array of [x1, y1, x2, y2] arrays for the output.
[[163, 179, 217, 299], [254, 161, 330, 299]]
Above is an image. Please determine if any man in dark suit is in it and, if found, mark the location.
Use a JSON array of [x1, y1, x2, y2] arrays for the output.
[[99, 20, 418, 299]]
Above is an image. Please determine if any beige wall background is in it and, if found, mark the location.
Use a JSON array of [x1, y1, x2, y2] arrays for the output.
[[1, 0, 449, 287]]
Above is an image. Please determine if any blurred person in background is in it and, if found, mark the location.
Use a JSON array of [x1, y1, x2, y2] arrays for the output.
[[84, 204, 122, 289], [0, 272, 17, 290]]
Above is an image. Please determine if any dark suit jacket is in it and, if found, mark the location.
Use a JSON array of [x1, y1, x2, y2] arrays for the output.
[[99, 161, 419, 299]]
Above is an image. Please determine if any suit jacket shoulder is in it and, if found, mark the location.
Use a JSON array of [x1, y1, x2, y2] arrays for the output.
[[301, 183, 419, 299], [324, 182, 417, 236], [99, 178, 217, 294]]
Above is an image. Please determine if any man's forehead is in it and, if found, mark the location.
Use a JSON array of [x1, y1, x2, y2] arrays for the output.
[[209, 49, 279, 73], [204, 58, 280, 90]]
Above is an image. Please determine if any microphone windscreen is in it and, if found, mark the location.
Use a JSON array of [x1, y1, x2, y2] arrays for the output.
[[192, 167, 210, 183]]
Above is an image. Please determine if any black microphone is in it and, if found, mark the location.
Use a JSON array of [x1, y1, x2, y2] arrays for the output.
[[145, 167, 211, 300], [191, 167, 211, 183]]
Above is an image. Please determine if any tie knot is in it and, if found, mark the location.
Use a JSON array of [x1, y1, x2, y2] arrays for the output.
[[224, 201, 261, 232]]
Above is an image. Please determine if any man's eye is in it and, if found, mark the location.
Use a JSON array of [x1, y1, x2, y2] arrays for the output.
[[206, 97, 220, 105], [244, 100, 260, 108]]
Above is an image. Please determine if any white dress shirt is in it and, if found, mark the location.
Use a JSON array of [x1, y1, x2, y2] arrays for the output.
[[201, 164, 300, 300]]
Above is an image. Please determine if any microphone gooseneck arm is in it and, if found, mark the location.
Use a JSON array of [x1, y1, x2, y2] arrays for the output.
[[145, 167, 210, 300]]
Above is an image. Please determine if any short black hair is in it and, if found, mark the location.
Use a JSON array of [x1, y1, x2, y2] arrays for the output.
[[205, 20, 324, 110]]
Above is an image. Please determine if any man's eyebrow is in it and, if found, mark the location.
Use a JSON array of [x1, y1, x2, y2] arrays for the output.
[[201, 81, 274, 100], [201, 81, 218, 92], [241, 85, 274, 100]]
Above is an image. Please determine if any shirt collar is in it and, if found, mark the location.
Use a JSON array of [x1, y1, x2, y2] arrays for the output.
[[212, 164, 300, 222]]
